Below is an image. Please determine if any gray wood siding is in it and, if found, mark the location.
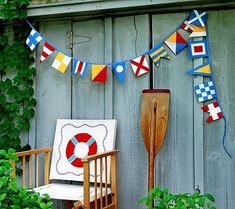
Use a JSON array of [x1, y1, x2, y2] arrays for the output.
[[31, 10, 235, 209]]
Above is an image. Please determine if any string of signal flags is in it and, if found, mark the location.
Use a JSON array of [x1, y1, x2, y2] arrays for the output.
[[25, 10, 231, 158]]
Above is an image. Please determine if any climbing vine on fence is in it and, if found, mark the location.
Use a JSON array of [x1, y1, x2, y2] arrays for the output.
[[0, 0, 36, 151]]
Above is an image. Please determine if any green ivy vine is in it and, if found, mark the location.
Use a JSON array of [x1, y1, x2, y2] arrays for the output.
[[0, 0, 36, 152]]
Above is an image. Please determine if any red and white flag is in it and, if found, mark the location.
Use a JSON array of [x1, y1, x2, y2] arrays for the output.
[[180, 17, 194, 33], [201, 101, 224, 123], [40, 42, 55, 63], [130, 55, 150, 77]]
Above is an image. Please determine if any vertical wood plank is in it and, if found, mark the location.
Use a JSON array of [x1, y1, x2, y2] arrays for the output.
[[84, 162, 90, 209], [36, 154, 39, 187], [22, 156, 26, 186], [192, 36, 204, 193], [37, 20, 72, 147], [204, 10, 235, 209], [111, 154, 117, 209], [152, 13, 194, 194], [94, 159, 98, 209], [29, 155, 33, 188], [72, 19, 105, 119], [44, 151, 50, 185], [104, 17, 113, 119], [100, 158, 103, 208], [113, 14, 149, 209]]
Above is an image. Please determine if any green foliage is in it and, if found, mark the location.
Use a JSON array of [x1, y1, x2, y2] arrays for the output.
[[0, 149, 55, 209], [140, 186, 216, 209], [0, 0, 36, 151]]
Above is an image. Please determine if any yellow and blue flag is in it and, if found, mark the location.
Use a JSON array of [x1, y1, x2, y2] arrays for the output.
[[148, 44, 170, 67]]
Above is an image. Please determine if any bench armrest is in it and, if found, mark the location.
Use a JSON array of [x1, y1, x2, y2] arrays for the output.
[[81, 150, 119, 162]]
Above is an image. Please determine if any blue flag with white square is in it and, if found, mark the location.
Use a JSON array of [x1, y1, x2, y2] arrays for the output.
[[195, 81, 217, 102], [26, 29, 43, 51], [112, 62, 125, 85]]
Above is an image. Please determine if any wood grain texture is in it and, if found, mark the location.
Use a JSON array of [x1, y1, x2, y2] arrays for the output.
[[36, 20, 72, 209], [72, 19, 105, 119], [152, 13, 194, 194], [113, 15, 149, 209], [32, 10, 235, 209], [204, 10, 235, 209]]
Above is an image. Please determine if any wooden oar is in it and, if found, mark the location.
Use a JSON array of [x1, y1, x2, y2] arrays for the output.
[[141, 89, 170, 194]]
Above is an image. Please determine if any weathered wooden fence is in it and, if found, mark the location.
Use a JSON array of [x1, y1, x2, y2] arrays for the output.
[[25, 6, 235, 209]]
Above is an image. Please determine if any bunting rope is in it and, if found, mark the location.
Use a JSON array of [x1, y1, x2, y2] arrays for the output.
[[25, 10, 231, 157]]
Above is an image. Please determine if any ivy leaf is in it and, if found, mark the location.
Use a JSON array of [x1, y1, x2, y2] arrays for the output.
[[205, 193, 215, 203], [0, 193, 6, 201]]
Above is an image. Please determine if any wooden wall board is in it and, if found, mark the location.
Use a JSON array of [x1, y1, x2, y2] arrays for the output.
[[204, 10, 235, 209], [32, 10, 235, 209], [72, 19, 105, 119], [112, 15, 149, 209], [152, 13, 194, 194]]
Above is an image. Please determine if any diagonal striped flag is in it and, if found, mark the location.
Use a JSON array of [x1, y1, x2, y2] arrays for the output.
[[188, 10, 208, 27], [72, 58, 89, 78], [130, 55, 150, 77], [148, 44, 170, 67], [40, 42, 55, 63]]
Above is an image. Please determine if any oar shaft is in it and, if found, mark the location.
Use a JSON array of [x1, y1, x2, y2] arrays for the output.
[[148, 102, 157, 207]]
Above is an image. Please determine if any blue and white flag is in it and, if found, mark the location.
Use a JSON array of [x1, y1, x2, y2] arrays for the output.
[[26, 29, 43, 51], [195, 81, 216, 102], [112, 62, 125, 85], [188, 10, 208, 27], [72, 58, 89, 78]]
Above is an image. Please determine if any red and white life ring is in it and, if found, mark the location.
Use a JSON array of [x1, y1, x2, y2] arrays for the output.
[[66, 133, 97, 168]]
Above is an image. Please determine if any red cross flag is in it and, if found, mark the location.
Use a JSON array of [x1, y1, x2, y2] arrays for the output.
[[201, 101, 224, 123], [130, 55, 150, 77]]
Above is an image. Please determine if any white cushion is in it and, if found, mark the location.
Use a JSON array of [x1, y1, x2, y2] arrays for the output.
[[33, 183, 111, 202]]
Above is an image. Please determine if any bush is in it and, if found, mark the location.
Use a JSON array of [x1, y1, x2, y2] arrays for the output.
[[140, 186, 216, 209], [0, 149, 55, 209]]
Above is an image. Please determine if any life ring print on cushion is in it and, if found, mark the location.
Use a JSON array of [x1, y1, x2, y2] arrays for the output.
[[66, 133, 97, 168]]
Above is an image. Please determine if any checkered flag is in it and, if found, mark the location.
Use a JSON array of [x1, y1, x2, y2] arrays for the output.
[[194, 81, 217, 102]]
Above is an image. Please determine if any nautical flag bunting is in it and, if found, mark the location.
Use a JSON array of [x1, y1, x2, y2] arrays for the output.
[[186, 62, 211, 77], [51, 52, 71, 73], [26, 29, 42, 51], [112, 62, 125, 85], [72, 58, 89, 78], [148, 44, 170, 67], [188, 40, 208, 58], [92, 64, 108, 82], [164, 31, 187, 55], [201, 101, 224, 123], [195, 81, 216, 102], [188, 10, 208, 27], [130, 55, 150, 77], [189, 25, 207, 38], [40, 42, 55, 63], [180, 17, 194, 33]]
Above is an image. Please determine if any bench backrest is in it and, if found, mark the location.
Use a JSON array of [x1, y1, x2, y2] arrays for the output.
[[49, 119, 117, 183]]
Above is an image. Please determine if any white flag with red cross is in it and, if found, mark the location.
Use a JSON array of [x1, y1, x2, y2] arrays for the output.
[[201, 101, 224, 123], [130, 55, 150, 77]]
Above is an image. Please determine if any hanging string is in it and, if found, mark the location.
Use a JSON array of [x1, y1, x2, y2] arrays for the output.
[[26, 13, 231, 157], [25, 17, 187, 66], [205, 22, 232, 158]]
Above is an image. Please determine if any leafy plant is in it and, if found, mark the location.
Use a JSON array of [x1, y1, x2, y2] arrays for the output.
[[140, 186, 216, 209], [0, 149, 55, 209], [0, 0, 36, 151]]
